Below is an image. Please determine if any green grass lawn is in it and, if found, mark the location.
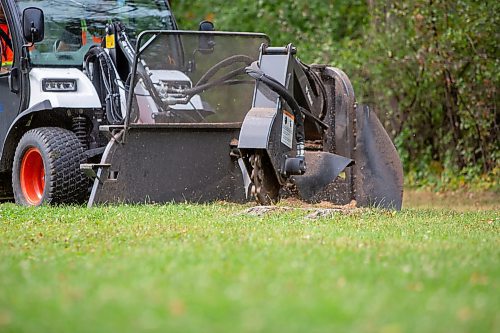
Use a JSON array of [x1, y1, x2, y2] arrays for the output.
[[0, 203, 498, 333]]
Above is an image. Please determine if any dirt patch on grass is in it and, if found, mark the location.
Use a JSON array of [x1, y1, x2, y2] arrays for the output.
[[403, 189, 499, 211], [243, 199, 360, 218], [241, 190, 498, 213]]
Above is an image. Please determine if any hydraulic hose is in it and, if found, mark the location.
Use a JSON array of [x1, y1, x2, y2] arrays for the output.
[[245, 61, 305, 144], [84, 46, 123, 124], [184, 66, 247, 97], [195, 54, 255, 87]]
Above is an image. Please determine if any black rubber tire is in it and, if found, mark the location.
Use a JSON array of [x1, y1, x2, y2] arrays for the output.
[[12, 127, 88, 206]]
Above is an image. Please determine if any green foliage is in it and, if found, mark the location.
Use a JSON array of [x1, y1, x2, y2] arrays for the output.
[[361, 1, 499, 180], [0, 203, 499, 332], [171, 0, 498, 187], [174, 0, 368, 58]]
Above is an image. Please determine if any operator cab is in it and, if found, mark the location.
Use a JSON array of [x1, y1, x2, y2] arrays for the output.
[[0, 0, 179, 204], [16, 0, 176, 69]]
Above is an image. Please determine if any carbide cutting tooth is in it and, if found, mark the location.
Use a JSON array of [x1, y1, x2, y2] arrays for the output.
[[256, 155, 262, 167]]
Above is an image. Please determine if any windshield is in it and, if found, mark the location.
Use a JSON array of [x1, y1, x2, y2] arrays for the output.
[[15, 0, 175, 67], [130, 31, 269, 124]]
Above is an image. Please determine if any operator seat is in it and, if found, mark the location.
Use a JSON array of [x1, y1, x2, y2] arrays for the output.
[[0, 5, 13, 70]]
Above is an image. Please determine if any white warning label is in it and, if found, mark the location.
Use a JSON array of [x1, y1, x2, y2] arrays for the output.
[[281, 110, 294, 149]]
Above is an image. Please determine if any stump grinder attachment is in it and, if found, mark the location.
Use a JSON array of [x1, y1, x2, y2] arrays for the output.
[[86, 29, 403, 209]]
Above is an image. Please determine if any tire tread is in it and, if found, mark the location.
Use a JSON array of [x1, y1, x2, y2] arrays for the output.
[[12, 127, 88, 205]]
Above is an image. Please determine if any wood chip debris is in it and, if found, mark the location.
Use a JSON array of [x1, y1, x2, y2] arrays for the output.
[[242, 200, 359, 219]]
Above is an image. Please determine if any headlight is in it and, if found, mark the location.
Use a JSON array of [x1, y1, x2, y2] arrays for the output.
[[42, 79, 77, 92]]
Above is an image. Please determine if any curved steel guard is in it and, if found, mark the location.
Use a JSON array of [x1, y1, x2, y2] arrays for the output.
[[354, 105, 404, 210], [293, 151, 353, 201]]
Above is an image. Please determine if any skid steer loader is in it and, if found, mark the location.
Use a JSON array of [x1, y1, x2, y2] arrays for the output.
[[0, 0, 403, 209]]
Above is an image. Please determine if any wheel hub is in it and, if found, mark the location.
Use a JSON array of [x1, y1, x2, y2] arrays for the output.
[[20, 147, 45, 205]]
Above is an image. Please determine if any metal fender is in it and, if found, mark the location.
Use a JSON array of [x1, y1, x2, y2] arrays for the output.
[[354, 105, 404, 210], [238, 107, 277, 149]]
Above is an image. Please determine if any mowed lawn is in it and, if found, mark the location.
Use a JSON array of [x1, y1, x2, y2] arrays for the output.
[[0, 201, 498, 333]]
